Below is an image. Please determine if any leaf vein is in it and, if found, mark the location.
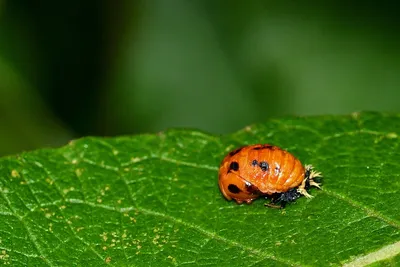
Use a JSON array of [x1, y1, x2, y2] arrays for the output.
[[321, 189, 399, 229], [65, 199, 297, 266], [342, 240, 400, 267]]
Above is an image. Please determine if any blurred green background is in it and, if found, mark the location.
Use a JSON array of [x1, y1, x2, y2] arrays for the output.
[[0, 1, 399, 157]]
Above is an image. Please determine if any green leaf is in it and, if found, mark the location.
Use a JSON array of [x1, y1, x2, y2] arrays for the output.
[[1, 111, 399, 266]]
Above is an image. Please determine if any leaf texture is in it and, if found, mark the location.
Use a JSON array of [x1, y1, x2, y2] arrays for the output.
[[0, 112, 399, 266]]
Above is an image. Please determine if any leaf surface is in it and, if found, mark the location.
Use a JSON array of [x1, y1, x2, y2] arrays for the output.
[[1, 112, 399, 266]]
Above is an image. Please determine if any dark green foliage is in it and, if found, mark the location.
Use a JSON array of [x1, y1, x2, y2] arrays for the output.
[[0, 112, 399, 266]]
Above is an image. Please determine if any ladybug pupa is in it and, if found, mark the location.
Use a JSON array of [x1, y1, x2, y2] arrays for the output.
[[218, 144, 322, 208]]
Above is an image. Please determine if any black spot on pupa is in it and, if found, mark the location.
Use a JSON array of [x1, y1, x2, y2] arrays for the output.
[[259, 161, 269, 172], [245, 181, 259, 194], [229, 161, 239, 171], [263, 144, 274, 149], [229, 147, 243, 157], [252, 144, 274, 150], [228, 184, 241, 194], [251, 159, 258, 166]]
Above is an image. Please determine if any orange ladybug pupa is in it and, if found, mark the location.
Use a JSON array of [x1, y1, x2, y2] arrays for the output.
[[218, 144, 322, 208]]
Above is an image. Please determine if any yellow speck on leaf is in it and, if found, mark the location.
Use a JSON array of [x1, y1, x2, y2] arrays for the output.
[[11, 170, 19, 178], [167, 255, 177, 263], [75, 169, 83, 177], [100, 232, 108, 242]]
